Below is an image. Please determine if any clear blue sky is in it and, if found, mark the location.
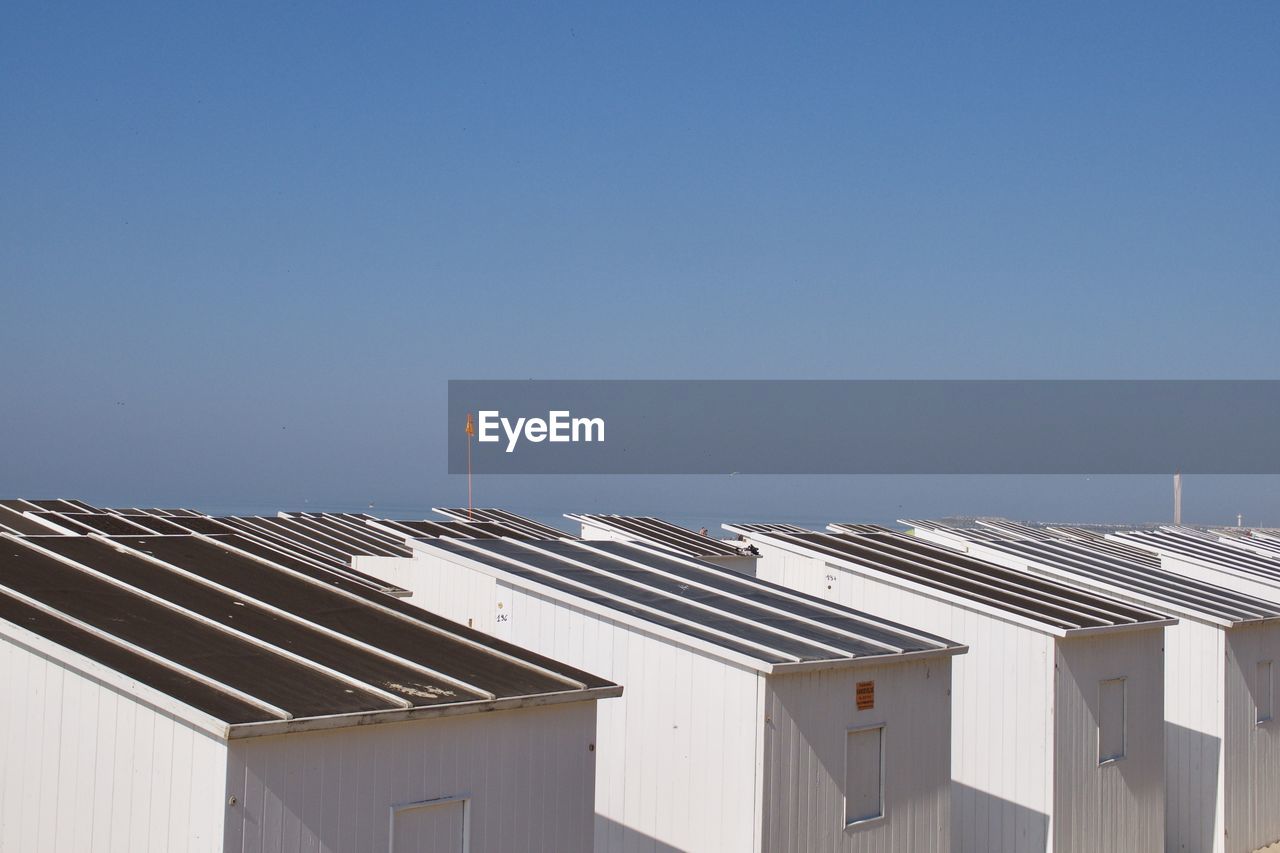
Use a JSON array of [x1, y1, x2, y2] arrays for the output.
[[3, 2, 1278, 526]]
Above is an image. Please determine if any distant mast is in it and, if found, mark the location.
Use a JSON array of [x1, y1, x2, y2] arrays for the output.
[[1173, 471, 1182, 525]]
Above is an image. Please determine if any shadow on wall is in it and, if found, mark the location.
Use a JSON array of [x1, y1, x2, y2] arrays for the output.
[[952, 782, 1049, 853], [1165, 722, 1221, 853], [596, 815, 686, 853]]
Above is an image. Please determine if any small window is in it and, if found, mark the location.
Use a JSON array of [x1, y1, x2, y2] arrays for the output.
[[1099, 678, 1126, 764], [844, 725, 884, 826], [1258, 661, 1274, 724]]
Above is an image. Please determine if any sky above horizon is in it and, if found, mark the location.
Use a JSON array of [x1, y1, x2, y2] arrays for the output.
[[3, 3, 1279, 526]]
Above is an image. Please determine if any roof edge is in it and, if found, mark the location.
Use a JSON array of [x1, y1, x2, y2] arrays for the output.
[[767, 644, 968, 675], [225, 684, 623, 739], [1060, 617, 1178, 638]]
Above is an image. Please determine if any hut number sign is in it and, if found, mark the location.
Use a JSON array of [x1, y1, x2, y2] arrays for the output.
[[856, 681, 875, 710]]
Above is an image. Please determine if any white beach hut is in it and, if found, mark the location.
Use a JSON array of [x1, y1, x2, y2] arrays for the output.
[[907, 519, 1280, 853], [724, 523, 1174, 853], [387, 532, 966, 853], [0, 525, 618, 853]]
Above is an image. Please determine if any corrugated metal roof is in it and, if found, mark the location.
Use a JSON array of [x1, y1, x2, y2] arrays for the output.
[[902, 518, 1161, 562], [974, 519, 1056, 540], [724, 525, 1173, 635], [0, 504, 60, 535], [25, 498, 94, 513], [230, 515, 409, 559], [298, 514, 412, 554], [566, 513, 748, 558], [432, 507, 571, 539], [109, 515, 191, 535], [1045, 526, 1109, 540], [827, 523, 898, 536], [1114, 528, 1280, 582], [0, 532, 616, 732], [28, 511, 158, 536], [724, 522, 814, 534], [23, 509, 414, 598], [1059, 535, 1161, 564], [895, 519, 1019, 542], [945, 534, 1280, 626], [371, 518, 540, 539], [412, 536, 964, 671], [279, 512, 417, 550], [897, 518, 950, 531], [1218, 530, 1280, 560]]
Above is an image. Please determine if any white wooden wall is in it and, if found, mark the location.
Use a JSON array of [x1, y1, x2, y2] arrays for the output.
[[702, 554, 763, 574], [1222, 620, 1280, 852], [1155, 556, 1280, 851], [753, 546, 828, 599], [578, 523, 628, 543], [761, 658, 952, 853], [223, 700, 599, 853], [496, 581, 765, 853], [1053, 629, 1165, 853], [1164, 617, 1227, 853], [758, 540, 1175, 853], [931, 535, 1272, 853], [373, 552, 766, 852], [351, 555, 421, 593], [751, 542, 1058, 853], [393, 549, 957, 852], [0, 633, 228, 853], [359, 553, 498, 633]]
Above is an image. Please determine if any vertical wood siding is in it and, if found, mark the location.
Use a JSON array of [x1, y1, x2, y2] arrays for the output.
[[1053, 629, 1165, 853], [371, 553, 768, 851], [0, 634, 228, 853], [499, 582, 765, 853], [927, 538, 1275, 853], [362, 553, 498, 632], [387, 548, 958, 852], [755, 542, 1178, 853], [754, 542, 1057, 853], [223, 701, 598, 853], [1159, 556, 1280, 851], [1165, 618, 1227, 853], [761, 659, 952, 853], [1223, 621, 1280, 852]]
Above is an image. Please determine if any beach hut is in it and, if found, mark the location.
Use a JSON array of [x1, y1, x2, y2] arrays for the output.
[[0, 526, 618, 853], [907, 520, 1280, 853], [724, 523, 1174, 853], [388, 533, 965, 853]]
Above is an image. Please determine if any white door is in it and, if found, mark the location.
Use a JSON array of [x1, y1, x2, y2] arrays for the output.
[[389, 797, 469, 853]]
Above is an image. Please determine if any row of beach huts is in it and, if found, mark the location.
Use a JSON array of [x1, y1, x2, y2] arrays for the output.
[[1, 498, 1279, 852]]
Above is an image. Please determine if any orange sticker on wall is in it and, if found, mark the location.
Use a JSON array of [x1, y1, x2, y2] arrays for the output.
[[856, 681, 875, 710]]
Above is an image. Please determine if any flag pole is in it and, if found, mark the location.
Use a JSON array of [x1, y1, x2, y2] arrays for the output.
[[465, 412, 475, 520]]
